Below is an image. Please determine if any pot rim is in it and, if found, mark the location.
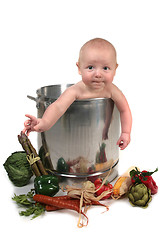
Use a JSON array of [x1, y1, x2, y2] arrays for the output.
[[36, 84, 109, 102]]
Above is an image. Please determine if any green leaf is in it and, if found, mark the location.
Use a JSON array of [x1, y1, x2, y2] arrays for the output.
[[133, 177, 142, 184], [19, 203, 45, 219], [142, 168, 158, 177], [129, 167, 140, 178], [104, 180, 109, 186], [12, 194, 33, 206], [141, 176, 147, 182], [129, 169, 137, 178], [12, 190, 45, 219]]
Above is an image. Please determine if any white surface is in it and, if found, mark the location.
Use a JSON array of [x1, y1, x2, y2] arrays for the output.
[[1, 0, 160, 239]]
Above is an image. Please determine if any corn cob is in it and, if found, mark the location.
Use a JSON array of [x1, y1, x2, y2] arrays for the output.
[[113, 176, 131, 198], [112, 166, 140, 198]]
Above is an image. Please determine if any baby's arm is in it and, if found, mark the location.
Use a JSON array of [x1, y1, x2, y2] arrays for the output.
[[110, 84, 132, 150], [23, 85, 78, 135], [40, 86, 77, 130], [102, 99, 114, 140]]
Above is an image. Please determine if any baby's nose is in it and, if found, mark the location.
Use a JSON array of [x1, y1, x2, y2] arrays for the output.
[[95, 69, 102, 78]]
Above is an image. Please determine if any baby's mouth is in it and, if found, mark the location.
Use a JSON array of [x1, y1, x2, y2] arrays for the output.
[[91, 81, 105, 90], [92, 80, 104, 85]]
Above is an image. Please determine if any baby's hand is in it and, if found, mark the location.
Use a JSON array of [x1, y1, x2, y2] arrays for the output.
[[117, 132, 130, 150], [23, 114, 42, 136]]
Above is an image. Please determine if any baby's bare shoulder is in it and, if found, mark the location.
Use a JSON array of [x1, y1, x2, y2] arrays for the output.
[[107, 83, 122, 97], [107, 83, 127, 106], [71, 81, 87, 99], [107, 83, 119, 91], [60, 82, 83, 100]]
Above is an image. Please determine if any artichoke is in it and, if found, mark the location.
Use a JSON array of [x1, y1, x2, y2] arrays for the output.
[[128, 183, 152, 208]]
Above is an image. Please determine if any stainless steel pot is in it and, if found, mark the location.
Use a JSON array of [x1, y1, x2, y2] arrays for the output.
[[28, 84, 120, 183]]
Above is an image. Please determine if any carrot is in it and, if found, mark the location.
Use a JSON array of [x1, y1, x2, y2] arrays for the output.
[[45, 205, 61, 211], [45, 198, 80, 211], [33, 194, 88, 225], [45, 195, 72, 211], [33, 194, 82, 211], [45, 199, 108, 211], [48, 195, 71, 200], [45, 199, 80, 211]]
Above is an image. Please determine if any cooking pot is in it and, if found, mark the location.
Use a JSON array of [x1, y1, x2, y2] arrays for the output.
[[28, 84, 120, 183]]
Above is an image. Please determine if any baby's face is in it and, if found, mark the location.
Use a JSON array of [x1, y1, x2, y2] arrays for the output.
[[77, 46, 118, 91]]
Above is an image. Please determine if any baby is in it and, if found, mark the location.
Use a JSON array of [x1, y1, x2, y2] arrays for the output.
[[23, 38, 132, 150]]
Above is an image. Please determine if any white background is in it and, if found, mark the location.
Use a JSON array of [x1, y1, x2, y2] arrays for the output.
[[0, 0, 160, 239]]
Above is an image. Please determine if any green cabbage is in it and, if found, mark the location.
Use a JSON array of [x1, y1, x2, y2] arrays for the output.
[[3, 151, 33, 187]]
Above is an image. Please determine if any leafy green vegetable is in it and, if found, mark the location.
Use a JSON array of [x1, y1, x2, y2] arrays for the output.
[[12, 191, 45, 219], [19, 203, 45, 219], [3, 151, 33, 187], [12, 191, 34, 206]]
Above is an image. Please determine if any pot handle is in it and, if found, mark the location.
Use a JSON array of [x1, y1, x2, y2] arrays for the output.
[[27, 94, 52, 109], [27, 95, 37, 101], [27, 95, 41, 109]]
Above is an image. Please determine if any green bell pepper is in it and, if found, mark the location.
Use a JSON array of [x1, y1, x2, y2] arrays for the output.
[[34, 175, 59, 197]]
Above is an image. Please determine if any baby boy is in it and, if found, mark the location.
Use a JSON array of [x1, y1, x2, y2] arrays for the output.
[[23, 38, 132, 150]]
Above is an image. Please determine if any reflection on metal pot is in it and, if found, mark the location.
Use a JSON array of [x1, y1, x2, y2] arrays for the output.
[[28, 84, 120, 183]]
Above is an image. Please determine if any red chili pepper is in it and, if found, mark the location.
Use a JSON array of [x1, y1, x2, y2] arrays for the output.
[[140, 171, 158, 195], [94, 178, 103, 185], [94, 178, 113, 200], [130, 167, 158, 195]]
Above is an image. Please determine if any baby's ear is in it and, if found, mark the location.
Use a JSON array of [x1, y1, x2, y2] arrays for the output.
[[113, 63, 118, 77], [76, 62, 81, 75]]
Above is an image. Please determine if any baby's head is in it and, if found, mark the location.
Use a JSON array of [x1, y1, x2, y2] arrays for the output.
[[76, 38, 118, 89], [77, 38, 118, 68]]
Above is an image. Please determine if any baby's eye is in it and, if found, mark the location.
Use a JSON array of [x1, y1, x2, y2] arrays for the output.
[[88, 66, 93, 70], [104, 66, 109, 70]]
